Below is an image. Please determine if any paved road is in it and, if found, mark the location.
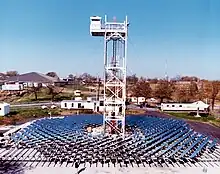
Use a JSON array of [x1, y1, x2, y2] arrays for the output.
[[10, 102, 158, 112], [127, 104, 159, 111], [10, 102, 61, 108]]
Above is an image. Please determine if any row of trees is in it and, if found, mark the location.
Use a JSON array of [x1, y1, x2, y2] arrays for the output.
[[131, 78, 220, 110], [131, 79, 175, 103], [1, 71, 202, 84], [24, 77, 220, 106], [2, 71, 220, 108], [126, 75, 201, 84], [0, 70, 207, 83]]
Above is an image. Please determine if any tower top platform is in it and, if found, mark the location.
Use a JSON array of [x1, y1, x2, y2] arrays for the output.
[[90, 15, 129, 37]]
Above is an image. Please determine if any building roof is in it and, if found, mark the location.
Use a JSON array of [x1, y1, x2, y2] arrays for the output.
[[162, 101, 209, 107], [0, 102, 10, 106], [6, 72, 59, 83], [62, 100, 95, 103], [192, 101, 209, 107], [0, 73, 7, 81]]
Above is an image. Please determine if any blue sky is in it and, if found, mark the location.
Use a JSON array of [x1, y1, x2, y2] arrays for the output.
[[0, 0, 220, 79]]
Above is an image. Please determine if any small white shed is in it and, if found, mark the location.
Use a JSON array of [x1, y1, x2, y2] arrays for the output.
[[130, 97, 145, 104], [0, 102, 10, 116], [74, 90, 81, 97]]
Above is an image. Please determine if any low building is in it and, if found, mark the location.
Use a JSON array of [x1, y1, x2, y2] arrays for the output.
[[130, 97, 145, 105], [161, 101, 209, 113], [4, 72, 60, 89], [95, 103, 121, 113], [61, 100, 95, 110], [61, 98, 121, 113], [74, 97, 83, 101], [23, 82, 42, 88], [74, 90, 81, 96], [2, 82, 24, 91], [0, 103, 10, 116], [88, 96, 121, 113]]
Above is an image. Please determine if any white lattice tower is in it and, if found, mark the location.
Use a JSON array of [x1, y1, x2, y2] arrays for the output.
[[90, 15, 129, 137]]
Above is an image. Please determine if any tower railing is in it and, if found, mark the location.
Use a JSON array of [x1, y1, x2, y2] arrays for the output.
[[101, 23, 126, 30]]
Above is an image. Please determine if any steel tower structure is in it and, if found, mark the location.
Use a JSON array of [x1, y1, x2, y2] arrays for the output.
[[90, 15, 129, 136]]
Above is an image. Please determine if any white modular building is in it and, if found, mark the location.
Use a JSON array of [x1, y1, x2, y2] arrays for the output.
[[61, 100, 95, 110], [0, 102, 10, 116], [60, 98, 121, 113], [161, 101, 209, 112], [2, 83, 24, 91], [23, 82, 42, 88], [95, 101, 121, 113]]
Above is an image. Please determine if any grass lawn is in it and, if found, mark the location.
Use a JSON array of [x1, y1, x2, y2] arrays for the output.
[[166, 112, 220, 127], [10, 89, 74, 104], [126, 109, 146, 115], [0, 106, 147, 126], [9, 87, 94, 104], [0, 107, 61, 125], [0, 107, 96, 126]]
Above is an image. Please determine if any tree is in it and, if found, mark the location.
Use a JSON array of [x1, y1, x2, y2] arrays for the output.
[[171, 75, 181, 82], [6, 71, 18, 77], [131, 79, 152, 103], [154, 80, 175, 103], [147, 78, 158, 84], [176, 88, 188, 102], [79, 73, 97, 84], [175, 82, 198, 102], [29, 86, 42, 100], [46, 72, 58, 78], [47, 85, 64, 101], [180, 76, 199, 82], [188, 81, 199, 99], [206, 81, 220, 110], [68, 74, 74, 79], [127, 74, 138, 84], [176, 88, 191, 102], [197, 83, 205, 100]]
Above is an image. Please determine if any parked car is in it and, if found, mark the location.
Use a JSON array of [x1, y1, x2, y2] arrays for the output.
[[51, 105, 57, 109], [41, 105, 48, 109]]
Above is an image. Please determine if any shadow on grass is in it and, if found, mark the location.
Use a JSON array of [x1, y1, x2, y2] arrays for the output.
[[28, 95, 72, 102], [9, 111, 19, 115]]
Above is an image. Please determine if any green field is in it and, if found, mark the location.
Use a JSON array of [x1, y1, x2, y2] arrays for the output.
[[0, 107, 95, 126], [166, 112, 220, 127], [8, 87, 92, 104], [0, 106, 146, 126]]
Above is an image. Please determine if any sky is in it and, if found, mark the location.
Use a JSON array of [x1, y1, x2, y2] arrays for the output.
[[0, 0, 220, 80]]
